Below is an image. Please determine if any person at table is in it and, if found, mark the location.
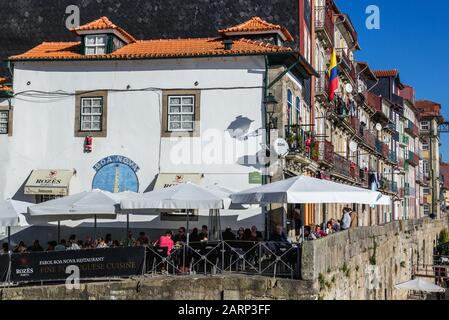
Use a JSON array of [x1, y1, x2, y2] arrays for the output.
[[173, 227, 187, 243], [269, 225, 288, 243], [199, 225, 209, 241], [250, 225, 263, 241], [236, 227, 245, 240], [1, 243, 9, 254], [54, 239, 67, 251], [137, 232, 150, 246], [222, 227, 236, 241], [28, 240, 44, 252], [243, 228, 252, 241], [341, 208, 352, 231], [189, 228, 200, 242], [122, 230, 135, 247], [155, 230, 174, 255], [13, 241, 28, 253], [105, 233, 113, 246]]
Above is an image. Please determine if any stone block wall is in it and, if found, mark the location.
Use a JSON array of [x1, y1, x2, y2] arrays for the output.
[[301, 216, 449, 300]]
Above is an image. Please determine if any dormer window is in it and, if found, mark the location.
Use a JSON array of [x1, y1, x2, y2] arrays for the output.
[[85, 35, 108, 55]]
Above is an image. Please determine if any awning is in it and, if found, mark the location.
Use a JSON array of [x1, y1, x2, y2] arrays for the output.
[[154, 173, 202, 190], [24, 169, 74, 196]]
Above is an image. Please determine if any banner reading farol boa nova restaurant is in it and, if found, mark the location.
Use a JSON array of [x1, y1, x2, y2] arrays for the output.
[[10, 247, 145, 283]]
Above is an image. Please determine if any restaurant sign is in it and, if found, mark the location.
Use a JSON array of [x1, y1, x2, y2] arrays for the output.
[[9, 247, 145, 283], [24, 169, 74, 196], [92, 155, 140, 193]]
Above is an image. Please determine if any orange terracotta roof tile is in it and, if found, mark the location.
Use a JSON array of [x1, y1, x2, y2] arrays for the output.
[[219, 17, 294, 42], [70, 16, 137, 43], [9, 38, 292, 61], [373, 69, 399, 77]]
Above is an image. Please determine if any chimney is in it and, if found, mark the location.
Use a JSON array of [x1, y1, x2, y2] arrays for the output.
[[223, 39, 234, 50]]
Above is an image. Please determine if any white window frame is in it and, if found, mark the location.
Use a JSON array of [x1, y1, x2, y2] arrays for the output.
[[420, 121, 430, 131], [423, 187, 430, 195], [85, 35, 108, 55], [167, 95, 195, 132], [0, 110, 8, 134], [80, 97, 103, 132], [422, 141, 429, 151], [423, 204, 430, 215]]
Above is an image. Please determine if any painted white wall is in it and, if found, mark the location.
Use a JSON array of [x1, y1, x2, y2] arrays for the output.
[[1, 56, 268, 231]]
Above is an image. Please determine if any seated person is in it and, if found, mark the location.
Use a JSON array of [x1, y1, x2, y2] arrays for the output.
[[189, 228, 201, 242], [54, 239, 67, 251], [28, 240, 44, 252], [173, 227, 187, 243], [1, 243, 9, 254], [199, 225, 209, 241], [137, 232, 150, 245], [222, 227, 236, 241], [269, 225, 288, 243], [155, 230, 175, 255], [250, 225, 263, 241]]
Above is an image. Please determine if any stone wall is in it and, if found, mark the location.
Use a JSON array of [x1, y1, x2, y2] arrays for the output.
[[301, 216, 449, 300], [0, 275, 316, 300]]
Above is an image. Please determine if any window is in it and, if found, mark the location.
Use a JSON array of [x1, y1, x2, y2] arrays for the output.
[[295, 97, 301, 125], [0, 110, 8, 134], [287, 89, 293, 127], [423, 160, 429, 175], [420, 121, 430, 131], [85, 35, 108, 55], [80, 97, 103, 131], [0, 106, 12, 136], [75, 91, 108, 137], [162, 90, 201, 137], [422, 141, 429, 151], [423, 205, 430, 215], [423, 187, 430, 195]]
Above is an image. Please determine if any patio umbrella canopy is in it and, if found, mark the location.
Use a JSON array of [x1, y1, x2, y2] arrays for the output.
[[120, 182, 226, 210], [395, 278, 446, 293], [0, 199, 31, 227], [231, 175, 389, 205], [28, 190, 118, 221]]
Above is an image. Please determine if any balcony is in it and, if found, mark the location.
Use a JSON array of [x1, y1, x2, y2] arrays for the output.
[[365, 92, 385, 116], [388, 151, 398, 164], [285, 126, 313, 158], [333, 153, 351, 178], [382, 143, 389, 159], [315, 5, 334, 48], [362, 129, 376, 150], [312, 140, 334, 167], [349, 162, 359, 182], [416, 171, 425, 185], [350, 117, 360, 136], [336, 48, 356, 83], [404, 120, 419, 138], [406, 150, 420, 167], [359, 169, 369, 188], [315, 71, 329, 102]]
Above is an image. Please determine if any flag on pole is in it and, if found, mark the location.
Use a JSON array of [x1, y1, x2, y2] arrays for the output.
[[328, 48, 339, 102]]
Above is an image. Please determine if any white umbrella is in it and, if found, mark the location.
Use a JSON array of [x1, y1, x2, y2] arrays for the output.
[[28, 190, 119, 241], [121, 182, 226, 246], [0, 199, 33, 249], [121, 182, 226, 210], [231, 175, 388, 205], [28, 190, 119, 219], [395, 278, 446, 293]]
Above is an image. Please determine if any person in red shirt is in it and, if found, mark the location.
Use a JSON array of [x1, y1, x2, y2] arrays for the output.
[[156, 230, 174, 255]]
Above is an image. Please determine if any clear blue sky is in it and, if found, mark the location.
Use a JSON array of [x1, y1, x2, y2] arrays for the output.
[[336, 0, 449, 161]]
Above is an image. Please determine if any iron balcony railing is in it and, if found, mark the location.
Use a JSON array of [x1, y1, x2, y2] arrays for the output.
[[315, 5, 334, 47], [315, 71, 329, 99], [405, 119, 419, 137], [388, 151, 398, 163], [285, 125, 313, 158], [312, 140, 334, 166], [406, 150, 420, 167], [333, 152, 351, 177]]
